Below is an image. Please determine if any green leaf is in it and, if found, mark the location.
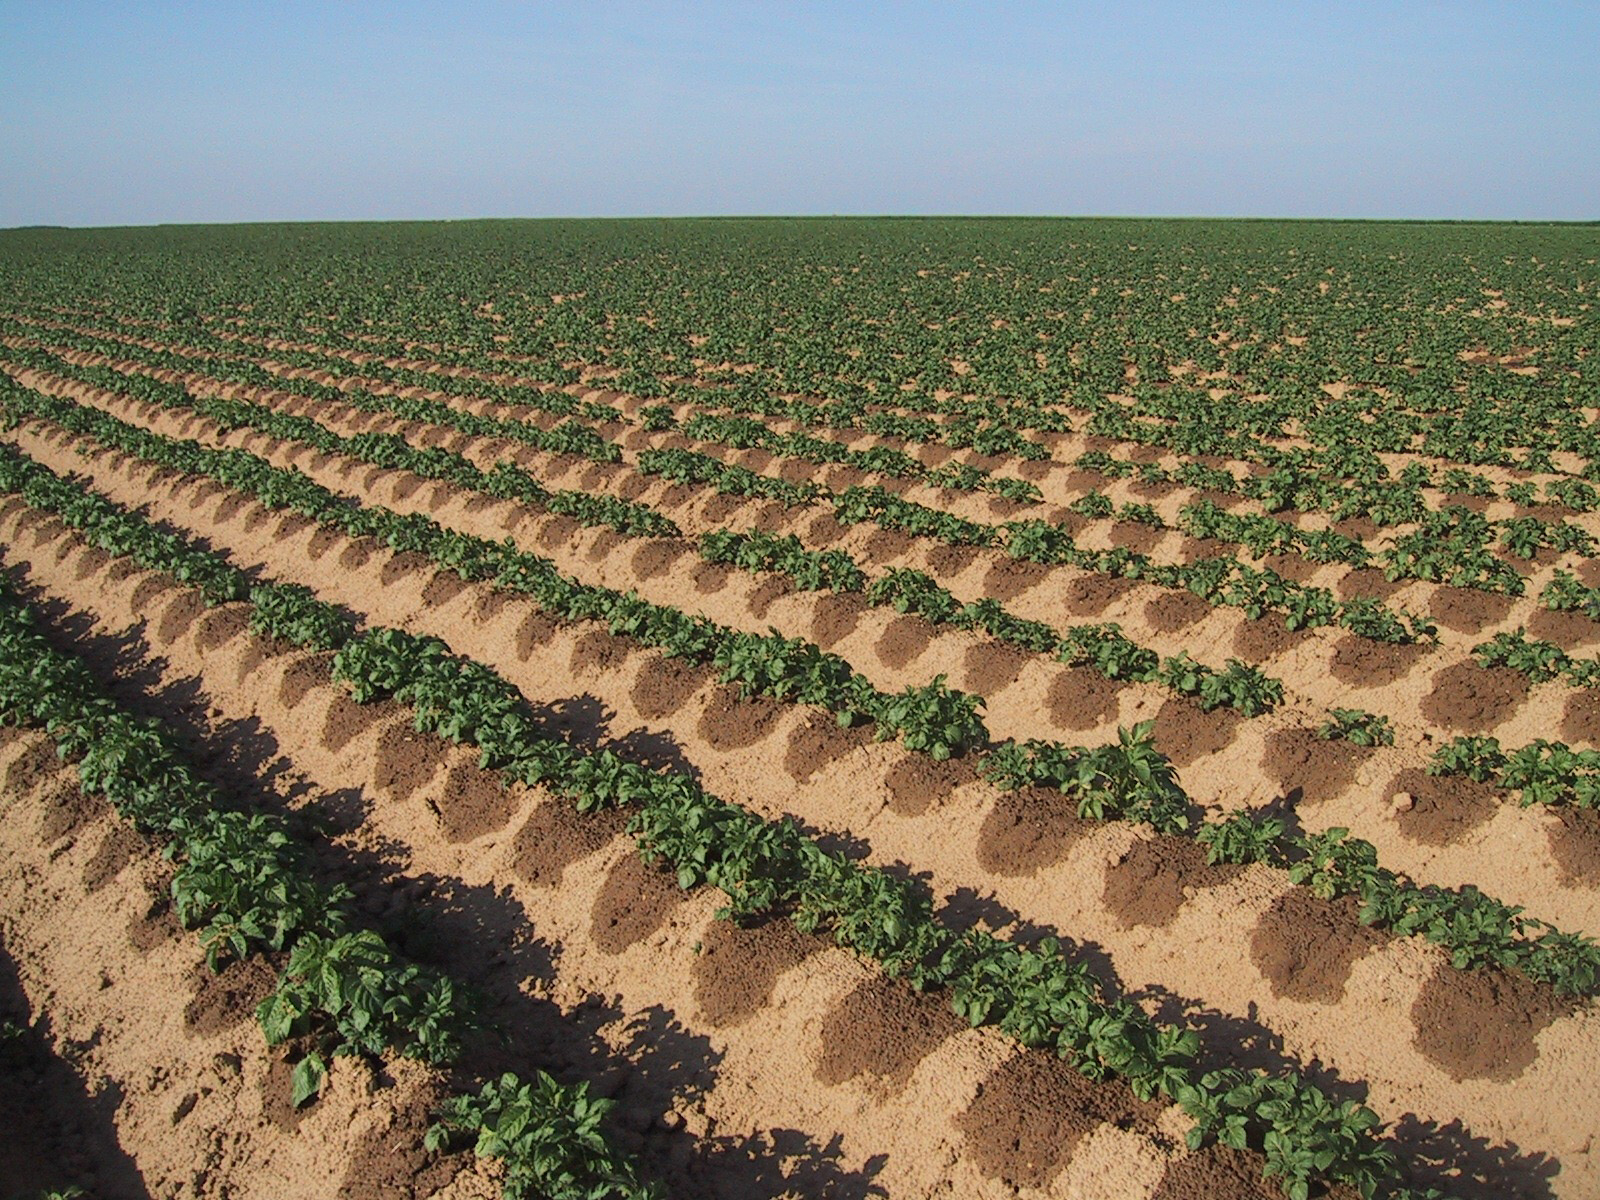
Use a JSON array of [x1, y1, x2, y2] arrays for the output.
[[291, 1052, 326, 1108]]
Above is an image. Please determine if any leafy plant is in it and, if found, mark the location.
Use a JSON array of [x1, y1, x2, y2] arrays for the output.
[[1316, 709, 1394, 748]]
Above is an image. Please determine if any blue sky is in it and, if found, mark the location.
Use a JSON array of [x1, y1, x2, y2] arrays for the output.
[[2, 1, 1595, 225]]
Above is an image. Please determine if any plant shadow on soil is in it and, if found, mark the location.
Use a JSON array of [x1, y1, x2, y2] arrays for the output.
[[0, 933, 153, 1200], [530, 691, 704, 783], [13, 578, 883, 1198]]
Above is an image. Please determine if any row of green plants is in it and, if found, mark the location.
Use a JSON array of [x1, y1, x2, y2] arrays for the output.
[[0, 324, 626, 461], [1429, 736, 1600, 810], [0, 313, 620, 424], [858, 555, 1284, 716], [1079, 443, 1600, 521], [0, 342, 675, 538], [1472, 628, 1600, 689], [25, 325, 1596, 644], [0, 374, 991, 760], [329, 623, 1414, 1200], [1541, 569, 1600, 621], [0, 427, 1427, 1200], [0, 469, 660, 1199], [643, 443, 1437, 645], [679, 410, 1045, 501], [1194, 810, 1599, 994], [8, 377, 1594, 1008]]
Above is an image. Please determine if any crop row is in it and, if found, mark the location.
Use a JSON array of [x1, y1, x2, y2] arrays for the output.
[[0, 429, 1430, 1200], [19, 316, 1592, 609], [0, 570, 657, 1199], [642, 445, 1437, 644], [706, 529, 1284, 716], [4, 375, 1595, 1001], [1472, 628, 1600, 691], [1076, 446, 1600, 516], [0, 346, 1284, 732], [664, 408, 1594, 601], [10, 336, 1267, 718]]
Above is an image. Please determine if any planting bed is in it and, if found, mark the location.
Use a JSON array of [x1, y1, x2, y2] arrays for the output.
[[0, 217, 1596, 1200]]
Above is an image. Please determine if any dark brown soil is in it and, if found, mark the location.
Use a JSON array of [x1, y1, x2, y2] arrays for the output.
[[194, 605, 250, 652], [982, 557, 1052, 602], [805, 512, 849, 544], [961, 641, 1029, 694], [514, 607, 563, 660], [630, 540, 688, 581], [1387, 768, 1500, 846], [1045, 667, 1122, 732], [1411, 964, 1572, 1081], [1152, 698, 1241, 767], [1560, 689, 1600, 745], [589, 853, 687, 954], [691, 919, 822, 1029], [807, 592, 869, 650], [419, 571, 466, 607], [434, 759, 514, 843], [1547, 807, 1600, 887], [630, 656, 703, 720], [698, 684, 784, 751], [569, 628, 632, 676], [374, 721, 442, 802], [1528, 606, 1600, 649], [156, 590, 207, 642], [337, 1080, 466, 1200], [1336, 567, 1402, 602], [862, 526, 920, 562], [1428, 587, 1516, 635], [36, 781, 100, 846], [509, 801, 628, 890], [127, 893, 181, 952], [783, 711, 865, 783], [321, 691, 394, 753], [1144, 591, 1211, 633], [875, 613, 932, 669], [1102, 837, 1242, 928], [82, 823, 146, 893], [1062, 574, 1138, 616], [1328, 637, 1427, 687], [278, 652, 335, 709], [690, 560, 733, 595], [1231, 617, 1315, 661], [957, 1051, 1157, 1190], [747, 574, 794, 619], [536, 514, 582, 549], [1250, 890, 1384, 1004], [1258, 552, 1321, 584], [378, 550, 433, 587], [1420, 662, 1529, 733], [582, 529, 628, 563], [1261, 728, 1369, 806], [183, 956, 280, 1036], [813, 974, 964, 1092], [883, 753, 979, 817], [1110, 519, 1165, 554], [975, 788, 1092, 876], [1149, 1144, 1287, 1200], [926, 543, 980, 574]]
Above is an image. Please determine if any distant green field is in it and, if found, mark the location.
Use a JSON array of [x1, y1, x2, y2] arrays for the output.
[[0, 218, 1593, 443]]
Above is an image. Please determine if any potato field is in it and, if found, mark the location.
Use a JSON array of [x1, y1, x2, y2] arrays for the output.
[[0, 217, 1596, 1200]]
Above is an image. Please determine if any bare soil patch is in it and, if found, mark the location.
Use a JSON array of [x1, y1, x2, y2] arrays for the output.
[[1102, 837, 1242, 928], [1250, 890, 1384, 1004], [1420, 662, 1528, 733], [1411, 965, 1571, 1082]]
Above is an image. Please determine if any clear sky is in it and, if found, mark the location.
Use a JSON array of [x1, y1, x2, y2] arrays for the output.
[[2, 1, 1596, 226]]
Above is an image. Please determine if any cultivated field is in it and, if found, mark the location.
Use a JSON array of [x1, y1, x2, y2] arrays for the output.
[[0, 217, 1596, 1200]]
